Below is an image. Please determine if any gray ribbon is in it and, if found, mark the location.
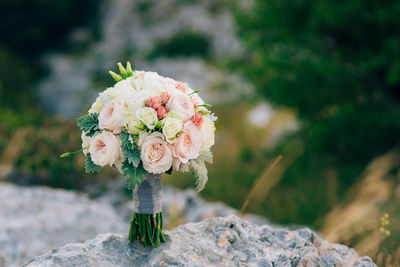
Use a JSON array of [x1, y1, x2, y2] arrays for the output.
[[132, 173, 163, 214]]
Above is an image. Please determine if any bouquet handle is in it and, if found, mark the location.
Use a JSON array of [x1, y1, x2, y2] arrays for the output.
[[129, 174, 166, 247]]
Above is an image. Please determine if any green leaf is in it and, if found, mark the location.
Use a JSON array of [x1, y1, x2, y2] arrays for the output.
[[85, 153, 101, 173], [119, 130, 131, 145], [120, 131, 141, 167], [190, 159, 208, 192], [76, 113, 99, 136], [123, 145, 141, 167], [122, 161, 148, 190]]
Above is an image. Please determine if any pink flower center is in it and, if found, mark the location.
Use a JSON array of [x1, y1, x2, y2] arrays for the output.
[[183, 134, 192, 153], [148, 143, 165, 163], [95, 140, 106, 152]]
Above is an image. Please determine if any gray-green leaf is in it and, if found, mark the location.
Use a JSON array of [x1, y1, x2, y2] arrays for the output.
[[122, 161, 148, 190], [76, 113, 99, 137], [85, 153, 101, 173], [120, 131, 141, 168], [190, 159, 208, 192]]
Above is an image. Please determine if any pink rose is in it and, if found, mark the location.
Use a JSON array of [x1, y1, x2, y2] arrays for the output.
[[98, 101, 125, 132], [88, 132, 122, 167], [173, 121, 201, 163], [191, 113, 204, 127], [166, 91, 194, 120], [141, 132, 173, 174], [146, 96, 162, 110], [161, 92, 170, 105], [157, 106, 168, 119]]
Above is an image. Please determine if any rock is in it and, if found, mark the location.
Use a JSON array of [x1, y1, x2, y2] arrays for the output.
[[0, 183, 126, 267], [24, 216, 376, 267]]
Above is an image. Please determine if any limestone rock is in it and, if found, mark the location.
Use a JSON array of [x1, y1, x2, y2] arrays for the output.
[[0, 183, 126, 267], [24, 215, 376, 267]]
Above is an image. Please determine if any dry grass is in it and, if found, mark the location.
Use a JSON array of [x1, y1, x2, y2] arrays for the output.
[[320, 151, 400, 264]]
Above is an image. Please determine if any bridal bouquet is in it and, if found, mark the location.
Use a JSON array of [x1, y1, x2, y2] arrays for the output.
[[61, 62, 216, 247]]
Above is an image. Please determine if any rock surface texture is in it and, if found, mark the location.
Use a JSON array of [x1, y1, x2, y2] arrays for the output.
[[24, 216, 375, 267], [0, 183, 126, 267]]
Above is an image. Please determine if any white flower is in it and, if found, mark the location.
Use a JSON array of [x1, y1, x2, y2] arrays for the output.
[[140, 132, 173, 174], [113, 77, 136, 92], [89, 132, 122, 167], [89, 97, 104, 114], [81, 132, 92, 154], [142, 72, 165, 95], [136, 107, 158, 129], [199, 117, 215, 152], [162, 117, 182, 143], [125, 115, 144, 135], [166, 90, 194, 120], [98, 101, 126, 132], [132, 71, 145, 90]]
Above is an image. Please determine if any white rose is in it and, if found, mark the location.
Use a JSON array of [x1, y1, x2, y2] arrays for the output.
[[98, 101, 126, 132], [140, 132, 173, 174], [166, 90, 194, 120], [199, 117, 215, 152], [89, 97, 104, 114], [81, 132, 92, 155], [132, 71, 145, 90], [142, 72, 165, 95], [89, 132, 122, 167], [113, 77, 136, 92], [136, 107, 158, 129], [126, 116, 144, 135], [162, 117, 182, 143]]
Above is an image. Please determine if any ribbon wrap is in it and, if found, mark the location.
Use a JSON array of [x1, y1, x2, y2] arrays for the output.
[[132, 173, 163, 214]]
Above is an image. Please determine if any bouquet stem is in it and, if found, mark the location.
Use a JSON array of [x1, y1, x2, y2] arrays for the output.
[[129, 212, 166, 247], [129, 173, 165, 247]]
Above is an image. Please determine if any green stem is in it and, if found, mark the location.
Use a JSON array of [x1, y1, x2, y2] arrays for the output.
[[189, 90, 200, 96], [129, 212, 136, 243], [60, 146, 89, 158], [128, 212, 166, 247]]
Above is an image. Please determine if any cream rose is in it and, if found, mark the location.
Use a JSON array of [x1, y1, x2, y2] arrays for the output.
[[173, 121, 201, 163], [136, 107, 158, 129], [88, 132, 122, 167], [166, 91, 194, 120], [199, 117, 215, 152], [162, 117, 182, 143], [140, 132, 173, 173], [126, 116, 144, 135], [81, 132, 92, 155], [98, 101, 126, 132], [89, 97, 104, 114]]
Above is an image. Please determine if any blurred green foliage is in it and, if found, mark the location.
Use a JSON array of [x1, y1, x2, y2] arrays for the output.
[[0, 0, 101, 111], [148, 31, 210, 59], [0, 0, 103, 188], [235, 0, 400, 226]]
